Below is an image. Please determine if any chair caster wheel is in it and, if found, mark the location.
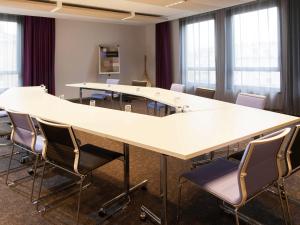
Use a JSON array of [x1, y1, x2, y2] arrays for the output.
[[140, 211, 147, 221], [98, 208, 107, 217]]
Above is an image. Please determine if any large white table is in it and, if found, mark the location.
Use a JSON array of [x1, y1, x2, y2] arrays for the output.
[[0, 86, 299, 225], [66, 82, 232, 113]]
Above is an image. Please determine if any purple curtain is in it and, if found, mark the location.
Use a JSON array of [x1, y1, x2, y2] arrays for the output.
[[23, 16, 55, 95], [156, 22, 172, 89]]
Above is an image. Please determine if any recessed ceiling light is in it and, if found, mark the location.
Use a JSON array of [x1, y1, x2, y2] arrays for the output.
[[121, 12, 135, 21], [51, 1, 62, 13], [165, 0, 187, 7]]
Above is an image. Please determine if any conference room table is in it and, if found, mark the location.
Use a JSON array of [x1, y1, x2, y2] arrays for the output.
[[66, 82, 232, 113], [0, 86, 299, 225]]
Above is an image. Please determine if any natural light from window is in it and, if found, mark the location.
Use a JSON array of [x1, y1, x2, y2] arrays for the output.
[[185, 19, 216, 89], [0, 20, 19, 91], [232, 7, 280, 91]]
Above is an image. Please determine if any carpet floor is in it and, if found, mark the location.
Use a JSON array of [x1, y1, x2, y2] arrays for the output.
[[0, 98, 299, 225]]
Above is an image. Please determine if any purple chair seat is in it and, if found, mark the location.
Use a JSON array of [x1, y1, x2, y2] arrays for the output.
[[182, 158, 241, 205], [0, 111, 7, 118]]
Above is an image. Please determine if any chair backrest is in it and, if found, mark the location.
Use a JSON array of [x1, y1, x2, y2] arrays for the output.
[[131, 80, 148, 87], [37, 118, 80, 174], [236, 93, 266, 109], [285, 125, 300, 177], [170, 83, 184, 93], [7, 110, 36, 151], [238, 128, 291, 205], [195, 87, 215, 99], [106, 79, 119, 85]]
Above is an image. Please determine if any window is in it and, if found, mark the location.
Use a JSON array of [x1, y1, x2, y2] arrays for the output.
[[231, 6, 280, 92], [184, 19, 216, 90], [0, 18, 22, 91]]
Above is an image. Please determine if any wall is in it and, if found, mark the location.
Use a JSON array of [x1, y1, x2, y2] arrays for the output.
[[55, 19, 146, 99]]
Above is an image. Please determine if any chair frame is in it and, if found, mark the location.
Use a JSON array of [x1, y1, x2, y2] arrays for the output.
[[178, 128, 291, 225], [277, 125, 300, 225], [35, 118, 137, 225], [5, 110, 43, 203]]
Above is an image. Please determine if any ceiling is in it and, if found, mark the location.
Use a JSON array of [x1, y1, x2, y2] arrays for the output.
[[0, 0, 255, 25]]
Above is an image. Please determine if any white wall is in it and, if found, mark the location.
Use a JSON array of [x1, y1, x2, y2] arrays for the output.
[[55, 19, 146, 99]]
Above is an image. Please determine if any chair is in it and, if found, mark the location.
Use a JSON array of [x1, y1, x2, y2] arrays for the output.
[[276, 125, 300, 225], [195, 87, 215, 99], [122, 80, 148, 103], [235, 92, 266, 109], [5, 110, 44, 202], [131, 80, 148, 87], [36, 119, 123, 225], [91, 79, 120, 100], [178, 128, 291, 225], [147, 83, 185, 116]]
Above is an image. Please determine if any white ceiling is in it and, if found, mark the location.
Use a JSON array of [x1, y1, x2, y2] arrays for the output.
[[0, 0, 255, 25]]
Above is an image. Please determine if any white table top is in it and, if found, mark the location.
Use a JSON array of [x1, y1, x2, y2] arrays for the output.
[[0, 86, 299, 160], [66, 82, 232, 112]]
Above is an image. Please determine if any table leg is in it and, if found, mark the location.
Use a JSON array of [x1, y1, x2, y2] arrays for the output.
[[140, 154, 168, 225], [154, 102, 158, 116], [79, 88, 83, 104], [119, 93, 123, 110], [98, 143, 148, 221]]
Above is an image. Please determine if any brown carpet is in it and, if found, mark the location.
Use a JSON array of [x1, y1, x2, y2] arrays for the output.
[[0, 98, 299, 225]]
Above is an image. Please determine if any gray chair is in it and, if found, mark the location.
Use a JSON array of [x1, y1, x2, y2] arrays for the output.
[[147, 83, 185, 116], [6, 110, 44, 202], [236, 92, 266, 109], [91, 78, 120, 100], [277, 125, 300, 225], [36, 119, 123, 225], [178, 128, 291, 225], [123, 80, 148, 102], [195, 87, 215, 99]]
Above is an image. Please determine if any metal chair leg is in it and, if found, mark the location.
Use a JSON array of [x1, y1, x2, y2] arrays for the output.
[[30, 154, 40, 202], [76, 176, 86, 225], [5, 145, 15, 185], [281, 179, 293, 225], [234, 208, 240, 225], [277, 182, 289, 225], [35, 161, 46, 210]]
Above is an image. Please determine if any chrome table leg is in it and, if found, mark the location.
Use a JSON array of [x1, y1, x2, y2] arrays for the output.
[[98, 143, 148, 220], [140, 154, 168, 225], [79, 88, 83, 104]]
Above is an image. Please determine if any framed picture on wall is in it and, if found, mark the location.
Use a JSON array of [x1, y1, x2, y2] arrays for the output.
[[99, 45, 120, 75]]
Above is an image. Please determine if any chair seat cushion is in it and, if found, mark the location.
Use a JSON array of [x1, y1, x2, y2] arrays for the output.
[[182, 158, 242, 206], [91, 93, 108, 100], [78, 144, 123, 174], [0, 111, 8, 118], [147, 101, 166, 110], [0, 122, 11, 137]]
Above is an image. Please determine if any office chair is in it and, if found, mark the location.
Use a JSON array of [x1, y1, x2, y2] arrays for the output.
[[195, 87, 215, 99], [236, 92, 266, 109], [36, 119, 124, 225], [147, 83, 185, 116], [91, 78, 120, 101], [274, 124, 300, 225], [6, 110, 44, 202], [122, 80, 148, 103], [178, 128, 291, 225]]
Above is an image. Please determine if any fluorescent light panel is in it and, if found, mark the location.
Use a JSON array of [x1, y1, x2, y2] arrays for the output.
[[51, 0, 62, 13], [165, 0, 187, 7]]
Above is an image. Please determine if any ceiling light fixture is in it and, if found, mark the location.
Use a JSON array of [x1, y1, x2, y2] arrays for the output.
[[51, 0, 62, 13], [121, 12, 135, 21], [165, 0, 187, 7]]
